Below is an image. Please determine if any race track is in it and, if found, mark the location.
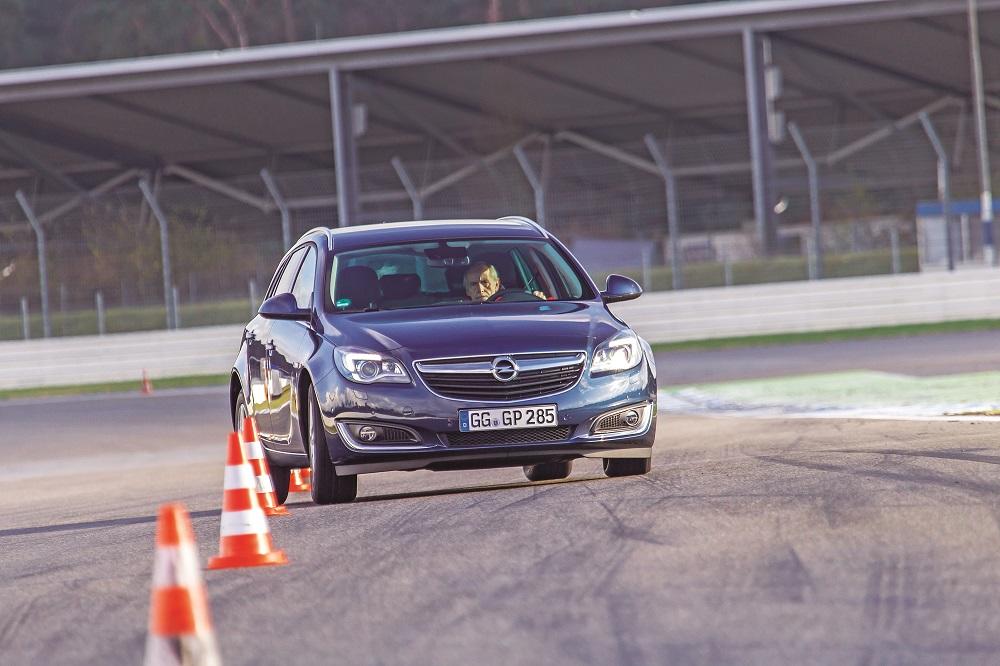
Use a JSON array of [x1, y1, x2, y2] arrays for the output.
[[4, 375, 1000, 664]]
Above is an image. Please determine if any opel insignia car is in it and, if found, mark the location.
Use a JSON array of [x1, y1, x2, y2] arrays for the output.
[[230, 217, 657, 504]]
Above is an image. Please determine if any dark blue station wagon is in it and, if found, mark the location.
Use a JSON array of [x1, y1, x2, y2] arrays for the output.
[[231, 217, 657, 504]]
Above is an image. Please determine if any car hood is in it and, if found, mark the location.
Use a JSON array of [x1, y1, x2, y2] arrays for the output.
[[322, 301, 623, 358]]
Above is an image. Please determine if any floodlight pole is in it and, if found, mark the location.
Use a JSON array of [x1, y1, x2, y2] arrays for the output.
[[329, 67, 360, 227], [513, 136, 551, 228], [918, 112, 956, 272], [138, 178, 177, 329], [390, 156, 424, 220], [260, 168, 292, 250], [787, 122, 822, 280], [967, 0, 995, 265], [743, 28, 778, 255], [643, 134, 683, 290], [14, 191, 51, 338]]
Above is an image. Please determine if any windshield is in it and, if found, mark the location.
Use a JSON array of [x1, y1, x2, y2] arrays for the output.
[[327, 239, 594, 312]]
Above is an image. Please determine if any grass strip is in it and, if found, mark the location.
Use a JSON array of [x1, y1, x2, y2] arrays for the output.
[[0, 373, 229, 401], [651, 318, 1000, 352]]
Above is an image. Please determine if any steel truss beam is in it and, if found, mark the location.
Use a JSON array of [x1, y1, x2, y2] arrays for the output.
[[163, 164, 271, 211], [39, 169, 141, 223]]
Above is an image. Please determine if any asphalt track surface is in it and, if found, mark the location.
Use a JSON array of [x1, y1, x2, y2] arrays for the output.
[[4, 333, 1000, 665]]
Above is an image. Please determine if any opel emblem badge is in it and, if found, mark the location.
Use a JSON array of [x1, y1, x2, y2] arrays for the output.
[[491, 356, 519, 382]]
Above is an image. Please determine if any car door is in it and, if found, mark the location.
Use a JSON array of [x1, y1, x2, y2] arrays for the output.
[[256, 246, 307, 442], [266, 244, 316, 448]]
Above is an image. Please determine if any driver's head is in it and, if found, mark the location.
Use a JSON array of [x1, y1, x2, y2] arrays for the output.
[[464, 262, 500, 302]]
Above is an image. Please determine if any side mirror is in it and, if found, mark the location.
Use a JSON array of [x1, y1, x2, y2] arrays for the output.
[[601, 274, 642, 304], [258, 292, 310, 320]]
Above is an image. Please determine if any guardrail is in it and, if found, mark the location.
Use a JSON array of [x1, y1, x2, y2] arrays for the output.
[[2, 267, 998, 390]]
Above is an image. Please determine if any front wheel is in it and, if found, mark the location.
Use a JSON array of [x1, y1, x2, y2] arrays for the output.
[[602, 457, 651, 477], [307, 386, 357, 504], [523, 460, 572, 482]]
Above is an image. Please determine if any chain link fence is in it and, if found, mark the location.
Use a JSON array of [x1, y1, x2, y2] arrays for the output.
[[0, 102, 995, 340]]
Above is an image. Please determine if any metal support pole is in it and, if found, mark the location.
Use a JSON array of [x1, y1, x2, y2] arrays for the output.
[[248, 278, 259, 317], [968, 0, 995, 265], [138, 178, 177, 329], [329, 67, 360, 227], [172, 285, 181, 328], [14, 191, 51, 338], [260, 168, 292, 250], [644, 134, 683, 290], [640, 246, 652, 291], [743, 28, 778, 255], [919, 113, 956, 272], [390, 156, 424, 220], [513, 137, 551, 228], [20, 296, 29, 340], [788, 122, 823, 280], [890, 228, 901, 274], [724, 258, 734, 287], [95, 291, 106, 336]]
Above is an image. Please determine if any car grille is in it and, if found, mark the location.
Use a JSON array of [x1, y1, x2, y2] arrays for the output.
[[445, 426, 572, 447], [415, 352, 585, 401]]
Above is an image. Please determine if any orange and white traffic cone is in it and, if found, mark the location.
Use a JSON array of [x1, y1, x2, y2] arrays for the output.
[[240, 417, 289, 516], [207, 432, 288, 570], [141, 369, 154, 395], [144, 503, 221, 666], [289, 468, 311, 493]]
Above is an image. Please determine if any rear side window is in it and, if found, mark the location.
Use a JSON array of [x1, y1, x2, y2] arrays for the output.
[[291, 246, 317, 309]]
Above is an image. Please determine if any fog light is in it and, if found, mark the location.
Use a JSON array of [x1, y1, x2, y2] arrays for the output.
[[622, 409, 640, 427], [358, 425, 378, 442]]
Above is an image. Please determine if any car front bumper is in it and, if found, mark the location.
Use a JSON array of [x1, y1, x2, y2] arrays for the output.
[[312, 358, 657, 475]]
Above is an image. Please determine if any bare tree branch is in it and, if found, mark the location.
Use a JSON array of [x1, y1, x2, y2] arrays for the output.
[[281, 0, 297, 42], [188, 0, 236, 48], [217, 0, 250, 48]]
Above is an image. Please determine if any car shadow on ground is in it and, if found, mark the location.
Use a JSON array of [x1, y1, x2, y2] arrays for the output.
[[284, 473, 609, 507], [0, 508, 223, 539]]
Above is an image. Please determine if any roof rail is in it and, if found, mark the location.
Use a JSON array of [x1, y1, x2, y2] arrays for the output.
[[496, 215, 548, 237], [299, 226, 335, 251]]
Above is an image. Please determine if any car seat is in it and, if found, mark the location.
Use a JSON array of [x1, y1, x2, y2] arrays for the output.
[[334, 265, 380, 309]]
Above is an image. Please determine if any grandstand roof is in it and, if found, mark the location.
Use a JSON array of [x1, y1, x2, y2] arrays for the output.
[[0, 0, 997, 199]]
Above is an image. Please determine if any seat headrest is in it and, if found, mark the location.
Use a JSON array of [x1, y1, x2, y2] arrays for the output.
[[334, 265, 380, 307], [379, 273, 421, 300]]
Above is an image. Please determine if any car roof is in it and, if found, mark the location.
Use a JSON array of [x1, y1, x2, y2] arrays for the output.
[[296, 218, 546, 252]]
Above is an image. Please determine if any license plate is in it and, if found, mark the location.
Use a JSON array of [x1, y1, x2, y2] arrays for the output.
[[459, 405, 558, 432]]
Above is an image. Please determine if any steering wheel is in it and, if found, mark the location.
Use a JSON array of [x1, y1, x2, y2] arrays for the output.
[[486, 288, 545, 303]]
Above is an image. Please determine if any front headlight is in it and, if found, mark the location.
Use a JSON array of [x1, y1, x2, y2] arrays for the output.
[[334, 347, 410, 384], [590, 330, 642, 375]]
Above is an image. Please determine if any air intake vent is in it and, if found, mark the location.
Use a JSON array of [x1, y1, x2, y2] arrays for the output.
[[446, 426, 572, 447]]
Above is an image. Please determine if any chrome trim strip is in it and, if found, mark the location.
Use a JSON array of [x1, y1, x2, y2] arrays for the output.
[[414, 352, 585, 375], [410, 350, 588, 404], [586, 402, 653, 441]]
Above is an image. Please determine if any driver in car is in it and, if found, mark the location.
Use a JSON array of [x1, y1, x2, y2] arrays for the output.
[[463, 261, 546, 302]]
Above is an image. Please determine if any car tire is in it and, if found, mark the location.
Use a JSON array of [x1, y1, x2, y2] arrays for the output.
[[234, 389, 291, 504], [306, 385, 357, 505], [523, 460, 572, 482], [602, 457, 652, 477]]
